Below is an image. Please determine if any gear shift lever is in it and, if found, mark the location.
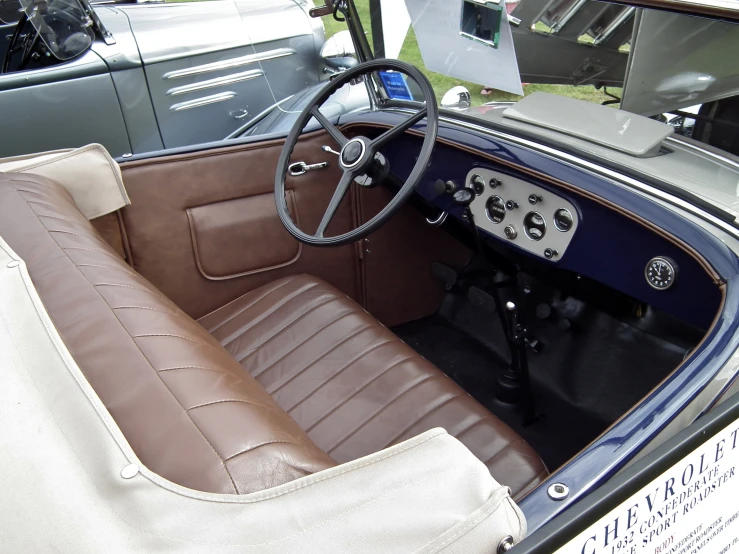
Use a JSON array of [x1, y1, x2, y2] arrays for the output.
[[500, 301, 537, 425]]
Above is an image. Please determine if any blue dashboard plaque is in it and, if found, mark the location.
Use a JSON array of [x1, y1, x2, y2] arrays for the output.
[[379, 71, 414, 101]]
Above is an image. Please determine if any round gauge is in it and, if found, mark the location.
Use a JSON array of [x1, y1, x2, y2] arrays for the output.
[[553, 208, 574, 232], [486, 195, 506, 224], [645, 257, 677, 290], [470, 174, 486, 195], [523, 211, 547, 241]]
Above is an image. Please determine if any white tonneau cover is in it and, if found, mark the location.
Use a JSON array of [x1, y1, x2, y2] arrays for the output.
[[0, 236, 526, 553]]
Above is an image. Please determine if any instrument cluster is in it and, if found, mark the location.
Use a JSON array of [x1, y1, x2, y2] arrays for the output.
[[465, 168, 580, 261]]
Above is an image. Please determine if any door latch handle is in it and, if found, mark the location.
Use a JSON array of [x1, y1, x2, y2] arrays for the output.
[[289, 161, 330, 176]]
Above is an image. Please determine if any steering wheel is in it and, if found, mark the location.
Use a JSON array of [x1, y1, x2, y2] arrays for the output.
[[275, 59, 439, 247], [2, 13, 40, 74]]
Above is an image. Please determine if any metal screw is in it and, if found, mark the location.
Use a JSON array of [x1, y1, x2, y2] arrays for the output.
[[547, 482, 570, 500], [505, 301, 516, 311]]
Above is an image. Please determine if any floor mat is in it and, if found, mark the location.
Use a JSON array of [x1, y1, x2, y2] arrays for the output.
[[392, 292, 688, 470]]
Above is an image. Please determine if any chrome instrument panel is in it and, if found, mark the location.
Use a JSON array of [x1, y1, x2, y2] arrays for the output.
[[466, 168, 580, 261]]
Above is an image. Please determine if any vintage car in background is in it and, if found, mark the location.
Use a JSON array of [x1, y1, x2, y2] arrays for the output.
[[0, 0, 328, 157], [3, 0, 739, 551]]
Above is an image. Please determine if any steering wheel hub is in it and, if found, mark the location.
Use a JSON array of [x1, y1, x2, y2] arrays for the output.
[[340, 138, 367, 168]]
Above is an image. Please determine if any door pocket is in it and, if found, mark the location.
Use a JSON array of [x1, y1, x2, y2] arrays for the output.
[[187, 190, 301, 280]]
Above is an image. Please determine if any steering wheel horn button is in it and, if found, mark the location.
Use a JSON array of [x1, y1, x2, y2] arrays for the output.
[[340, 138, 366, 169]]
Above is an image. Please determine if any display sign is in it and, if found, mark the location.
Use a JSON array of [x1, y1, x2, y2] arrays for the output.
[[379, 71, 414, 101], [404, 0, 523, 96], [555, 419, 739, 554]]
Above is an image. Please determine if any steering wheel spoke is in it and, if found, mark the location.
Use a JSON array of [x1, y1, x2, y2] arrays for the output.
[[316, 170, 355, 238], [371, 107, 428, 150], [311, 106, 349, 148]]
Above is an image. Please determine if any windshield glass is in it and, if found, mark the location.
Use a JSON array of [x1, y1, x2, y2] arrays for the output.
[[327, 0, 739, 209], [19, 0, 94, 61]]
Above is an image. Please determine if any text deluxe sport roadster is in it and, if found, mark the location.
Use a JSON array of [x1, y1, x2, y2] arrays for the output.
[[3, 0, 739, 552]]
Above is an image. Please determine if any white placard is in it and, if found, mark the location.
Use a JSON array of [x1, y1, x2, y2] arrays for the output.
[[380, 0, 411, 59], [403, 0, 523, 96], [555, 419, 739, 554]]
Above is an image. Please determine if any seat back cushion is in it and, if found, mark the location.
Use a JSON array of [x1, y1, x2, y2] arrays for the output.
[[0, 172, 335, 494]]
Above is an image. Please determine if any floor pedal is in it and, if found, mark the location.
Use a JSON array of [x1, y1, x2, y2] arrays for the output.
[[468, 286, 497, 313], [432, 262, 458, 291]]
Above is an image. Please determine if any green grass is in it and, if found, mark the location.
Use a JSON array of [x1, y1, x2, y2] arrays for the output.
[[323, 0, 621, 107]]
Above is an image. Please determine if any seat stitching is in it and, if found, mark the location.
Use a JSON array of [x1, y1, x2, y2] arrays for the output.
[[247, 311, 360, 377], [482, 436, 526, 466], [133, 333, 223, 353], [281, 339, 396, 410], [451, 416, 486, 440], [301, 355, 415, 432], [224, 296, 339, 357], [204, 279, 296, 334], [326, 374, 438, 455], [224, 439, 303, 462], [186, 398, 280, 414], [95, 282, 174, 304], [114, 305, 181, 316], [37, 213, 76, 223], [197, 277, 300, 327], [63, 246, 113, 255], [261, 324, 376, 393], [384, 393, 463, 448], [78, 263, 137, 272], [158, 365, 226, 375], [219, 283, 323, 347], [23, 200, 239, 493]]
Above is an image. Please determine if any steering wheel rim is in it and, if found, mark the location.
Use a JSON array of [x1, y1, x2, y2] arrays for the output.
[[275, 58, 439, 247]]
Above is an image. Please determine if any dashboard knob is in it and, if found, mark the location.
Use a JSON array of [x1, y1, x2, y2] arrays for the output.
[[505, 200, 519, 211], [489, 178, 502, 189], [470, 174, 486, 196], [528, 194, 543, 205], [504, 225, 517, 240], [453, 188, 475, 207], [544, 248, 558, 260]]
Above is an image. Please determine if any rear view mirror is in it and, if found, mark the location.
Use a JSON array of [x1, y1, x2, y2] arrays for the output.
[[460, 0, 505, 49], [320, 30, 358, 72]]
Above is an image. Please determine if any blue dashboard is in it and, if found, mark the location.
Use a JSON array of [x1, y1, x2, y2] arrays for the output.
[[343, 112, 736, 330]]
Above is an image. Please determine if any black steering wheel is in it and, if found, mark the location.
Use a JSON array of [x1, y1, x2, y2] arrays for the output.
[[2, 13, 39, 73], [275, 59, 439, 247]]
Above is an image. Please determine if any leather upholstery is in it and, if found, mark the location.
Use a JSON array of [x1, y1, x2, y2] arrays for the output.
[[0, 173, 335, 494], [199, 276, 548, 499], [0, 171, 547, 500]]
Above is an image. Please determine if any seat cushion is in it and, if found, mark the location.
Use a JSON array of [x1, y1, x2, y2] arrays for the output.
[[199, 275, 548, 499]]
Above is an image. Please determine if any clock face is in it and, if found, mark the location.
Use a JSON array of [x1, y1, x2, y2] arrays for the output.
[[645, 257, 677, 291]]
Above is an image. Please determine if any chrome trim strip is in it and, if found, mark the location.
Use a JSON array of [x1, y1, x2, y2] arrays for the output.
[[162, 48, 296, 80], [431, 112, 739, 239], [592, 6, 636, 45], [169, 92, 236, 112], [665, 136, 739, 172], [166, 70, 264, 96]]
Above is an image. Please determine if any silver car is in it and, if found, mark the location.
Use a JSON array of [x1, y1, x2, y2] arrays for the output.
[[0, 0, 327, 157]]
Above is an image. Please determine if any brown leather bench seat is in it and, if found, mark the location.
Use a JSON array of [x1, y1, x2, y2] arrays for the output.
[[0, 172, 547, 499]]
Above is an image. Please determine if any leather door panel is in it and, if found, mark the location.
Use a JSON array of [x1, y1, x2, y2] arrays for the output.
[[120, 131, 359, 319], [358, 186, 473, 328]]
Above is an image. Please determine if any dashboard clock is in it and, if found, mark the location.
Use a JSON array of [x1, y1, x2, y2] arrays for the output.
[[645, 257, 677, 290]]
